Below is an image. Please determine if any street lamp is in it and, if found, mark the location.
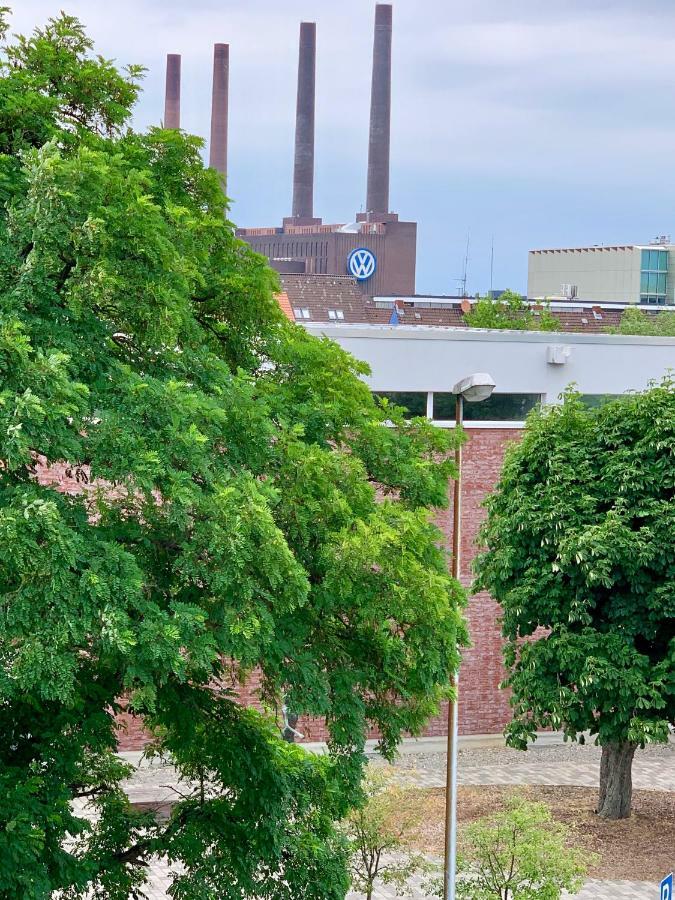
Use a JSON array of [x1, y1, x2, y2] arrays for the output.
[[444, 372, 496, 900]]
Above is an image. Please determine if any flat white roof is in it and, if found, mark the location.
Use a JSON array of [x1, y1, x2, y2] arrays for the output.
[[306, 323, 675, 400], [530, 244, 670, 254], [307, 323, 675, 346]]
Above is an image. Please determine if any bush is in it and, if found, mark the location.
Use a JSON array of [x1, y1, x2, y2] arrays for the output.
[[449, 795, 591, 899], [343, 770, 433, 900], [465, 291, 559, 332]]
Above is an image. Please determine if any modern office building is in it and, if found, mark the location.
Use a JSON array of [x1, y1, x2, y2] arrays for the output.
[[528, 242, 675, 305]]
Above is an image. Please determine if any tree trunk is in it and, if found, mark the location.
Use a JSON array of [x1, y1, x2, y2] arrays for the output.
[[597, 741, 636, 819]]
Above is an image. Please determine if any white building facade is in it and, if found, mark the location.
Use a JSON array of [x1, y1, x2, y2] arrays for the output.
[[307, 324, 675, 425]]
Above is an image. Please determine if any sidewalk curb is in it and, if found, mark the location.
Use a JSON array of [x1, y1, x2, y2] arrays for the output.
[[118, 731, 569, 767]]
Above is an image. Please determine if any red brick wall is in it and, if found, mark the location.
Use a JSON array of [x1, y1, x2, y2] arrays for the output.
[[38, 429, 522, 750], [426, 427, 522, 738]]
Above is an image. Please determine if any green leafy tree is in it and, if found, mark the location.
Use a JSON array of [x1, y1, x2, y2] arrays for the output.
[[464, 291, 558, 332], [0, 9, 466, 898], [343, 770, 433, 900], [617, 305, 675, 337], [343, 770, 434, 900], [451, 796, 589, 899], [475, 386, 675, 819]]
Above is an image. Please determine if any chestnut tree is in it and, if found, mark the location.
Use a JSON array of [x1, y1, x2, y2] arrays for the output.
[[475, 386, 675, 820]]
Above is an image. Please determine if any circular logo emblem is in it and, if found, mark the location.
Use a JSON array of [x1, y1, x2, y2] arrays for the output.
[[347, 248, 377, 281]]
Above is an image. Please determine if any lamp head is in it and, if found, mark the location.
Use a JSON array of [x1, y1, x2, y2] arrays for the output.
[[452, 372, 496, 403]]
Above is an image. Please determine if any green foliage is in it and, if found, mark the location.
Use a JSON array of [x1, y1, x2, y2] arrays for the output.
[[0, 7, 143, 206], [475, 385, 675, 758], [617, 305, 675, 337], [343, 770, 433, 900], [0, 10, 466, 897], [464, 291, 558, 332], [452, 795, 590, 899]]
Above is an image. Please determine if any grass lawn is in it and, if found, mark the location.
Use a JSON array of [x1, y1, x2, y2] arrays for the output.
[[401, 785, 675, 882]]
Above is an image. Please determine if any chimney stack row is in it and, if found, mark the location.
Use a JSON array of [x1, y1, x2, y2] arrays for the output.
[[162, 3, 395, 220]]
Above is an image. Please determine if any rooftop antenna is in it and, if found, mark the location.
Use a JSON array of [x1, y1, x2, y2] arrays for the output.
[[460, 232, 470, 297], [490, 234, 494, 295]]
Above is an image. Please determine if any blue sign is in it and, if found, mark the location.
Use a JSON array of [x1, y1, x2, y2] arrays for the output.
[[662, 874, 673, 900], [348, 248, 377, 282]]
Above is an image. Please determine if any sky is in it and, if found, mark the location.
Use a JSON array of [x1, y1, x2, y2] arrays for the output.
[[8, 0, 675, 295]]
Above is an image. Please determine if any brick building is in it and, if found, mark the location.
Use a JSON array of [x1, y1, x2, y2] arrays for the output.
[[108, 318, 675, 750], [236, 6, 418, 298], [288, 321, 675, 742]]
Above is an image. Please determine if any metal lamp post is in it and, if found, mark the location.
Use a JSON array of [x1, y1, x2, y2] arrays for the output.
[[444, 373, 496, 900]]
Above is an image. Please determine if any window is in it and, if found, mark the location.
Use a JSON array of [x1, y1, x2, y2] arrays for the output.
[[641, 295, 666, 305], [432, 393, 541, 422], [580, 394, 620, 409], [372, 392, 427, 418], [640, 249, 668, 303], [327, 309, 345, 320], [293, 308, 311, 319]]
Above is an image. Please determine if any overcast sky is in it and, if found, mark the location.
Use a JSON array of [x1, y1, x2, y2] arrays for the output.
[[8, 1, 675, 294]]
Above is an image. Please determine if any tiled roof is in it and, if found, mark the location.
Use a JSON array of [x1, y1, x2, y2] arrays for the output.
[[280, 274, 366, 323], [364, 302, 466, 326], [278, 274, 665, 334], [275, 290, 295, 321], [548, 308, 623, 332]]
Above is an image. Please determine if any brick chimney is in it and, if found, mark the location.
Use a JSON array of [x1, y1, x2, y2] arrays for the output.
[[164, 54, 181, 129], [285, 22, 321, 226], [365, 5, 393, 218], [209, 44, 229, 183]]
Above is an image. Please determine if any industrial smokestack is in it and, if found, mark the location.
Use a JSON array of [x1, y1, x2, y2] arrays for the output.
[[164, 54, 181, 129], [365, 4, 392, 217], [209, 43, 229, 182], [291, 22, 317, 222]]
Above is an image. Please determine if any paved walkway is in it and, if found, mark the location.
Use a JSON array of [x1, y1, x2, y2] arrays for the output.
[[137, 859, 657, 900], [393, 757, 675, 792], [115, 740, 675, 898]]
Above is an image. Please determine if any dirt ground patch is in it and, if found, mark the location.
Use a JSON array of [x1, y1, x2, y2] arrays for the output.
[[403, 785, 675, 882]]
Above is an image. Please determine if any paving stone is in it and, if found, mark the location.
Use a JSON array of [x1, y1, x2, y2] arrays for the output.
[[393, 757, 675, 792], [139, 859, 658, 899], [112, 745, 675, 897]]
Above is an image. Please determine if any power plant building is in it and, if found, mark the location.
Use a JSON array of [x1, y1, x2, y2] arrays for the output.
[[236, 5, 418, 297], [161, 5, 416, 296], [139, 9, 675, 755]]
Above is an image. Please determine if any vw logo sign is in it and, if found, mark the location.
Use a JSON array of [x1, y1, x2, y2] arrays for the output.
[[348, 248, 377, 282]]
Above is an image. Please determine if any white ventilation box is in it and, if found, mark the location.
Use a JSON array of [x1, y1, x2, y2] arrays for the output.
[[547, 345, 572, 365]]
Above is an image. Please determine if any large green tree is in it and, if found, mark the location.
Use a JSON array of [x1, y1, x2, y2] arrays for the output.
[[0, 10, 465, 898], [464, 290, 559, 332], [475, 386, 675, 819], [617, 305, 675, 337]]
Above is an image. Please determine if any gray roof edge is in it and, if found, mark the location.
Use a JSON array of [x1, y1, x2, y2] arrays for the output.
[[304, 323, 675, 346]]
